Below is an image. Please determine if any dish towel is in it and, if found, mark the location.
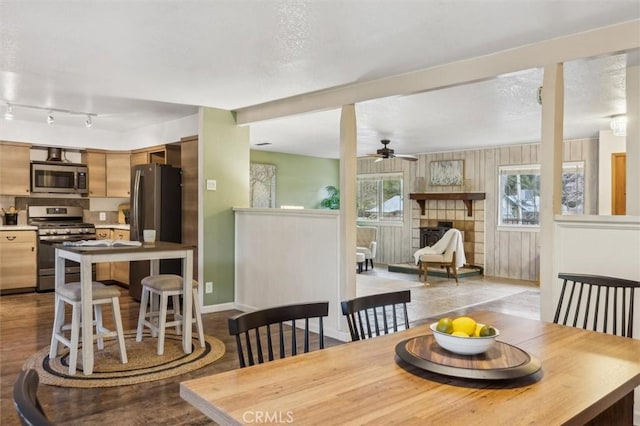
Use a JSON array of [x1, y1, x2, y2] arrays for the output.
[[413, 228, 466, 268]]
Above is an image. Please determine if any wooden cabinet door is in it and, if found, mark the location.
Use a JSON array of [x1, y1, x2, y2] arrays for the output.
[[106, 153, 131, 197], [130, 152, 148, 167], [95, 229, 112, 280], [85, 151, 106, 197], [612, 153, 626, 215], [0, 231, 37, 289], [111, 229, 130, 285], [0, 142, 31, 196]]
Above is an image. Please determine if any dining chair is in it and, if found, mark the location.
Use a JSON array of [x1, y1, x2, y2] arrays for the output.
[[228, 301, 329, 368], [13, 369, 54, 426], [554, 273, 639, 338], [136, 274, 205, 355], [341, 290, 411, 341]]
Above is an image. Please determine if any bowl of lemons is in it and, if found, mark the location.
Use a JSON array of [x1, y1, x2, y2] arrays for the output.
[[430, 316, 499, 355]]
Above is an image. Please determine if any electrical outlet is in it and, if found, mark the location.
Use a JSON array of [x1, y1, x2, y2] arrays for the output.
[[206, 179, 217, 191], [99, 212, 106, 221], [205, 282, 213, 294]]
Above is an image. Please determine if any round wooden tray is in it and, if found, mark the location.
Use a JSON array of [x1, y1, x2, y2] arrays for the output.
[[395, 335, 541, 380]]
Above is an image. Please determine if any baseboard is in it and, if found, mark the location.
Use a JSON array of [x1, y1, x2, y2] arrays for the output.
[[200, 301, 236, 314]]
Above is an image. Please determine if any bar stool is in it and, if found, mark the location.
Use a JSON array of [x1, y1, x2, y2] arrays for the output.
[[49, 282, 128, 375], [136, 274, 205, 355]]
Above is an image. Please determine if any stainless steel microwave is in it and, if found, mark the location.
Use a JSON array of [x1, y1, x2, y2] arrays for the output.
[[30, 162, 89, 195]]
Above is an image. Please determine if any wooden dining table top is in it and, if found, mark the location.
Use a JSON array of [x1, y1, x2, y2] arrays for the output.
[[180, 311, 640, 425]]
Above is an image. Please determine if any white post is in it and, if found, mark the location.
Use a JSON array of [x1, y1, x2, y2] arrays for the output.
[[626, 62, 639, 216], [340, 104, 357, 308], [539, 63, 564, 322]]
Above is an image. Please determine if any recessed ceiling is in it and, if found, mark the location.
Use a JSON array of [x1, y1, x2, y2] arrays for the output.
[[1, 1, 638, 157]]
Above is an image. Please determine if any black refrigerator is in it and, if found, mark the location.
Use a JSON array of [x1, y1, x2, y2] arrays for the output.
[[129, 163, 182, 301]]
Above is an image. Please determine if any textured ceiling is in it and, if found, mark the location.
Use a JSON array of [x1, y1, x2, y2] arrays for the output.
[[1, 1, 638, 158]]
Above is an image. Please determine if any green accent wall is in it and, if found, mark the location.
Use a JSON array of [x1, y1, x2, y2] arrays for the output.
[[201, 108, 250, 305], [250, 150, 339, 209]]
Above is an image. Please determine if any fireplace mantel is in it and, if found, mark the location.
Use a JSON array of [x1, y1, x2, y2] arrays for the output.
[[409, 192, 486, 217]]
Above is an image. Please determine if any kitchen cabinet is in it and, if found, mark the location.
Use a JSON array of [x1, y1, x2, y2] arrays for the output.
[[106, 153, 131, 197], [131, 144, 181, 167], [95, 228, 112, 280], [85, 150, 107, 196], [95, 228, 130, 285], [0, 230, 37, 290], [111, 229, 130, 285], [83, 150, 131, 198], [0, 142, 31, 196]]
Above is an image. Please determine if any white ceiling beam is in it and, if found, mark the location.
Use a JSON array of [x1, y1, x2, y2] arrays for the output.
[[235, 19, 640, 125]]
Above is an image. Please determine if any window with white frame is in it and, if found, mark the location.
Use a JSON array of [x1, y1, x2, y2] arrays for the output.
[[498, 162, 585, 226], [357, 173, 404, 222]]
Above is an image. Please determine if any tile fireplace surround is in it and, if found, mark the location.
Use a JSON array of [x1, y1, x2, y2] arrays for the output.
[[412, 198, 485, 267]]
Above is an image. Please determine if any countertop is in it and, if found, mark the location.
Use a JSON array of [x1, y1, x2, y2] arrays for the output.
[[94, 224, 130, 230], [0, 225, 37, 231]]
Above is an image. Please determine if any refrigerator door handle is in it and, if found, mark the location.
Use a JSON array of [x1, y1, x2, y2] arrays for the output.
[[132, 169, 142, 241]]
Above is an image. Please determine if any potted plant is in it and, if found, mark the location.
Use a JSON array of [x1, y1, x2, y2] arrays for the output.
[[320, 185, 340, 210]]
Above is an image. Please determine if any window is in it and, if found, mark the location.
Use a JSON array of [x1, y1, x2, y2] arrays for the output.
[[357, 173, 403, 222], [498, 162, 585, 227]]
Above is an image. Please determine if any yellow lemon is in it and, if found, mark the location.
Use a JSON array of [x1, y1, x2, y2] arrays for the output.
[[452, 316, 477, 336], [451, 331, 469, 337], [473, 323, 485, 337], [436, 317, 454, 334]]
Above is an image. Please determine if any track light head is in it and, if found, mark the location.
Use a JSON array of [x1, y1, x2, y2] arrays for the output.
[[85, 115, 93, 128], [47, 112, 55, 124]]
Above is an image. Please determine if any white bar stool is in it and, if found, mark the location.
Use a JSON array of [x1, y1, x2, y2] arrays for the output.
[[49, 282, 128, 375], [136, 274, 205, 355]]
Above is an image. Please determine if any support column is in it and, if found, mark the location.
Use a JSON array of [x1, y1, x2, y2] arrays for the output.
[[340, 105, 358, 306], [539, 63, 564, 322]]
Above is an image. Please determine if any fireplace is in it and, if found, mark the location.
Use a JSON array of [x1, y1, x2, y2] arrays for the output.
[[420, 221, 453, 247]]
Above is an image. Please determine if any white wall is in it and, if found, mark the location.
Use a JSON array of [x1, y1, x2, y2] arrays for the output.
[[0, 114, 198, 151], [234, 208, 347, 341], [598, 130, 626, 215]]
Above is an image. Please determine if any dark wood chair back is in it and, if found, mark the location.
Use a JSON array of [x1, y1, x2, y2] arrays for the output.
[[13, 369, 54, 426], [228, 301, 329, 368], [554, 273, 639, 338], [341, 290, 411, 341]]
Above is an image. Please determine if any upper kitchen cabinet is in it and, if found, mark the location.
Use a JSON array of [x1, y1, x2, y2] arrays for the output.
[[131, 144, 181, 167], [84, 150, 106, 196], [0, 142, 31, 196], [83, 150, 131, 198]]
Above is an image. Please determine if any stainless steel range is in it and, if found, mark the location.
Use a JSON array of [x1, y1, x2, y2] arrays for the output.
[[28, 206, 97, 292]]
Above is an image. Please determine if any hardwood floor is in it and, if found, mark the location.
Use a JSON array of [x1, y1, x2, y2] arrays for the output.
[[1, 270, 539, 425]]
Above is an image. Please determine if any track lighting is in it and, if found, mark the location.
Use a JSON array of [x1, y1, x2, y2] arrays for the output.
[[3, 102, 97, 127], [4, 104, 14, 120]]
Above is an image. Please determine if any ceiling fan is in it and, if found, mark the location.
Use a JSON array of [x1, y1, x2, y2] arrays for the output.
[[366, 139, 418, 162]]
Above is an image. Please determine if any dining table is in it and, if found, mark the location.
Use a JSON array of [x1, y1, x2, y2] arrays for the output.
[[54, 241, 194, 375], [180, 310, 640, 425]]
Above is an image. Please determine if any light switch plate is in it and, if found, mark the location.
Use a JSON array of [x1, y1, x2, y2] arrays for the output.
[[206, 179, 217, 191], [205, 282, 213, 293]]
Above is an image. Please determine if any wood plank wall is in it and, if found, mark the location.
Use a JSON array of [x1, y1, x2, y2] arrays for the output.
[[357, 138, 598, 282]]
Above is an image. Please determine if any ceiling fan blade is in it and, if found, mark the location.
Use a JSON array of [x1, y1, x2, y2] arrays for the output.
[[395, 154, 419, 161]]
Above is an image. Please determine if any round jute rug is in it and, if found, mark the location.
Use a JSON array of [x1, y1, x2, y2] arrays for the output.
[[24, 331, 225, 388]]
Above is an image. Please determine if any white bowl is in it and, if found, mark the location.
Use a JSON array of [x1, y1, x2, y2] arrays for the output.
[[429, 322, 499, 355]]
